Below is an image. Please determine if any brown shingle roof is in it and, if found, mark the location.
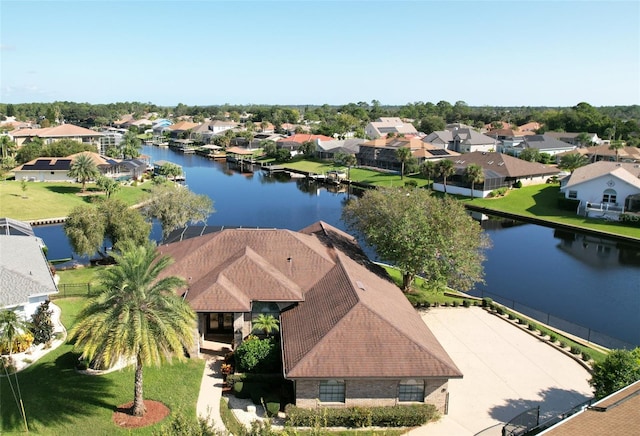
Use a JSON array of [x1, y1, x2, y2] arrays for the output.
[[11, 124, 102, 137], [449, 152, 560, 178], [541, 380, 640, 435]]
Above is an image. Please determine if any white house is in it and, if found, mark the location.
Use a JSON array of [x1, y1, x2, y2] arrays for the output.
[[365, 117, 418, 139], [560, 161, 640, 219], [515, 134, 577, 157], [0, 234, 59, 319]]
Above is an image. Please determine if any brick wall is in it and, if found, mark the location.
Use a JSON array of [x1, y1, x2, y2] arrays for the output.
[[294, 378, 450, 413]]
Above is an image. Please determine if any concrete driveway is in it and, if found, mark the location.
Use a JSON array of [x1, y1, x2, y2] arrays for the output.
[[407, 307, 593, 436]]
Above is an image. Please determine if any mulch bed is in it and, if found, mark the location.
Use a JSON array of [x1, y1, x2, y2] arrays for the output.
[[112, 400, 170, 428]]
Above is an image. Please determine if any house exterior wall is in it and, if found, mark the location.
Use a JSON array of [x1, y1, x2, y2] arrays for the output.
[[14, 170, 73, 182], [562, 174, 640, 207], [432, 183, 491, 198], [294, 378, 450, 413]]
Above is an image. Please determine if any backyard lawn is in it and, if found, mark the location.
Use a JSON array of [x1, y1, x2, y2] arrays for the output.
[[0, 296, 205, 435], [0, 180, 152, 221]]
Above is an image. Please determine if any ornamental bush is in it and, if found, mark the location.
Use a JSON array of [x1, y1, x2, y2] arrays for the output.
[[235, 336, 280, 373], [284, 404, 438, 427], [30, 300, 54, 345]]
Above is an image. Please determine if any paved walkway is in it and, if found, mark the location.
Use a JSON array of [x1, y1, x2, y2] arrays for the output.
[[196, 340, 232, 434], [195, 307, 593, 435]]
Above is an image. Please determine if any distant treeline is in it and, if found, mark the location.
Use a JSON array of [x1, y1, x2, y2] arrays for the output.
[[1, 100, 638, 144]]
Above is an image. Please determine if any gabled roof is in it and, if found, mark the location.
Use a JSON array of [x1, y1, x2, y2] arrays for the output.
[[570, 144, 640, 162], [562, 161, 640, 190], [168, 121, 199, 131], [453, 128, 496, 145], [317, 138, 365, 153], [13, 152, 113, 172], [10, 124, 102, 138], [276, 134, 334, 145], [423, 131, 453, 144], [0, 235, 58, 308], [449, 152, 560, 178]]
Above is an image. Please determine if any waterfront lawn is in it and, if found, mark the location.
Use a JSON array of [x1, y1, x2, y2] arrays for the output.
[[0, 180, 152, 221], [0, 297, 205, 435], [465, 184, 640, 240]]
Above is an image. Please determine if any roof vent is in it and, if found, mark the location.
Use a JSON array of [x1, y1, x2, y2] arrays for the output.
[[356, 281, 366, 291]]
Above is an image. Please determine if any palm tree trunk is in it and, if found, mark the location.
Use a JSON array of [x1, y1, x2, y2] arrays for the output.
[[443, 177, 448, 194], [132, 355, 145, 416], [402, 272, 414, 292], [470, 182, 474, 199]]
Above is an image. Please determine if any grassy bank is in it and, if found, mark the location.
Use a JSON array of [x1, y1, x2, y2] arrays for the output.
[[0, 180, 152, 221], [463, 184, 640, 240]]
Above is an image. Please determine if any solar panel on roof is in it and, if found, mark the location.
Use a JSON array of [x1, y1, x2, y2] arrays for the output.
[[429, 149, 449, 156]]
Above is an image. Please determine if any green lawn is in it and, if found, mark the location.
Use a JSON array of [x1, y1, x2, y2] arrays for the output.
[[1, 297, 205, 435], [463, 184, 640, 240], [0, 180, 153, 221]]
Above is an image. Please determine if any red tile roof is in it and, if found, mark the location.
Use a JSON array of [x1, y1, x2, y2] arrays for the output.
[[11, 124, 102, 137], [276, 134, 334, 144]]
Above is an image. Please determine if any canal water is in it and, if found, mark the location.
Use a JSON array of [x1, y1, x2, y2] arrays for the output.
[[34, 146, 640, 348]]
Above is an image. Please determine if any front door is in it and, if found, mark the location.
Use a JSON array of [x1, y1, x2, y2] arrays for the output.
[[207, 313, 234, 333]]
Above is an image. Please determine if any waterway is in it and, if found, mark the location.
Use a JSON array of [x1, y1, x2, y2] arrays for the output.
[[34, 146, 640, 348]]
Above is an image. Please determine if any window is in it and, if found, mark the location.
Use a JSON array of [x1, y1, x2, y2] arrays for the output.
[[398, 379, 425, 402], [319, 380, 345, 403], [602, 189, 617, 204], [568, 190, 577, 199]]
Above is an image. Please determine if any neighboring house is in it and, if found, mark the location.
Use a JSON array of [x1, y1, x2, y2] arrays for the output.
[[0, 232, 58, 319], [560, 161, 640, 219], [545, 131, 602, 146], [422, 130, 453, 148], [276, 134, 334, 156], [365, 117, 418, 139], [514, 134, 577, 157], [157, 221, 462, 412], [357, 137, 459, 172], [423, 126, 496, 153], [433, 152, 560, 198], [167, 121, 200, 141], [563, 144, 640, 163], [13, 152, 132, 182], [10, 124, 103, 148], [97, 128, 126, 155], [316, 138, 365, 160], [539, 380, 640, 436]]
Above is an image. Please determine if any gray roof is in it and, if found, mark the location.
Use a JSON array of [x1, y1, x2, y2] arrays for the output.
[[453, 128, 496, 145], [424, 131, 453, 144], [0, 235, 58, 308], [317, 138, 364, 153], [520, 134, 577, 151], [0, 217, 34, 237], [562, 161, 640, 190]]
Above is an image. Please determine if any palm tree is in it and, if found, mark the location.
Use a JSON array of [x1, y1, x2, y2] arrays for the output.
[[465, 164, 484, 199], [342, 153, 357, 180], [252, 314, 280, 337], [68, 153, 99, 192], [71, 241, 196, 417], [1, 135, 17, 160], [0, 309, 31, 356], [395, 147, 413, 180], [558, 153, 589, 173], [122, 131, 141, 159], [609, 140, 625, 162], [420, 160, 436, 190], [436, 159, 455, 194]]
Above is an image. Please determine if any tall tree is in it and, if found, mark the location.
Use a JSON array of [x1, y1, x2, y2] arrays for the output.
[[395, 147, 413, 180], [68, 153, 99, 192], [589, 348, 640, 400], [122, 131, 141, 159], [159, 163, 183, 183], [558, 153, 589, 173], [0, 135, 16, 159], [465, 164, 484, 199], [342, 187, 490, 291], [143, 185, 214, 239], [436, 159, 455, 193], [519, 148, 541, 163], [95, 175, 121, 198], [71, 241, 196, 417]]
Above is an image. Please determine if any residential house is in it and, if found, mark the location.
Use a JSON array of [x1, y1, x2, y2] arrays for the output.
[[539, 380, 640, 436], [276, 134, 334, 156], [545, 132, 602, 146], [316, 138, 365, 160], [365, 117, 418, 139], [433, 152, 561, 198], [559, 161, 640, 219], [514, 134, 577, 157], [10, 124, 103, 148], [357, 137, 459, 172], [562, 144, 640, 163], [422, 131, 453, 148], [423, 126, 496, 153], [0, 231, 58, 319], [157, 221, 462, 412]]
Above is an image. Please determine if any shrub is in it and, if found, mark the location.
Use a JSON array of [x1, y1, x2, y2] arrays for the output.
[[549, 333, 558, 343], [508, 313, 515, 320], [0, 331, 34, 354], [513, 180, 523, 188], [30, 301, 54, 345], [517, 317, 525, 325], [489, 187, 508, 198], [284, 404, 438, 427], [496, 306, 504, 315], [570, 346, 581, 355], [452, 301, 459, 307], [265, 401, 281, 417], [482, 297, 493, 308], [404, 180, 418, 188], [463, 300, 471, 308], [527, 322, 536, 331], [582, 351, 591, 362], [559, 341, 567, 348], [235, 336, 280, 373]]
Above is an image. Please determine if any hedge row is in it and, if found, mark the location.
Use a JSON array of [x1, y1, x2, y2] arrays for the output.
[[284, 404, 438, 427]]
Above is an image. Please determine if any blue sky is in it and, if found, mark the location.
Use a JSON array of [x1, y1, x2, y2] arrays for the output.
[[1, 1, 639, 107]]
